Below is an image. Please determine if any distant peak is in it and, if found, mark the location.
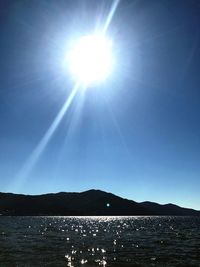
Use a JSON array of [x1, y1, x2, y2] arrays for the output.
[[81, 189, 107, 195], [82, 189, 104, 193]]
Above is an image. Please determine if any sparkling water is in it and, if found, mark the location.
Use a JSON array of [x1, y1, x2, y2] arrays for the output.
[[0, 216, 199, 266]]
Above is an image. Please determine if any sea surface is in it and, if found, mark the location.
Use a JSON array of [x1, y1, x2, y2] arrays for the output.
[[0, 216, 199, 267]]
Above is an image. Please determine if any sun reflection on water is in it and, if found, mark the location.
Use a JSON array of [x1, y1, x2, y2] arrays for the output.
[[0, 216, 199, 266]]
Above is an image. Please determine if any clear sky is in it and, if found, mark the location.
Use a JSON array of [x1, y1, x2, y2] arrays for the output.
[[0, 0, 200, 209]]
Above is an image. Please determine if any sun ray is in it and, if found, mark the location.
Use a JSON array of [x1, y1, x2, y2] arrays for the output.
[[103, 0, 120, 34], [11, 82, 79, 191], [51, 88, 86, 181]]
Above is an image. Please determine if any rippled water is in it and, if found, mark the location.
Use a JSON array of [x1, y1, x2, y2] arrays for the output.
[[0, 216, 200, 266]]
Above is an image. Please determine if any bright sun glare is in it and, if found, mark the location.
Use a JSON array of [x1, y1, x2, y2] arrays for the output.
[[68, 34, 113, 85]]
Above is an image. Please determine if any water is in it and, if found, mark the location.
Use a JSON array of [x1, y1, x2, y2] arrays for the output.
[[0, 216, 199, 266]]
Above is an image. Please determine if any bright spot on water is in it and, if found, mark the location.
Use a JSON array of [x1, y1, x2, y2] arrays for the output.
[[80, 259, 88, 264]]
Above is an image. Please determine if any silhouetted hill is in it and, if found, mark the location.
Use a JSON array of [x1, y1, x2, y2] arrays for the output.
[[0, 189, 199, 216], [140, 201, 199, 216]]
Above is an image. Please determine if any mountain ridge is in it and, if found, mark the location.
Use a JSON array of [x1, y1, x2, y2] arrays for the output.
[[0, 189, 199, 216]]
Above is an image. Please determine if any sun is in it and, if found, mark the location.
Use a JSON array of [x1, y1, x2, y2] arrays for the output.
[[68, 34, 113, 85]]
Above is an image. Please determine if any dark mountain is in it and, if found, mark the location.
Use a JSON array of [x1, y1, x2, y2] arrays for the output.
[[0, 189, 199, 216]]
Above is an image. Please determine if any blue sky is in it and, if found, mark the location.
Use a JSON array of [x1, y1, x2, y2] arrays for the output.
[[0, 0, 200, 209]]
